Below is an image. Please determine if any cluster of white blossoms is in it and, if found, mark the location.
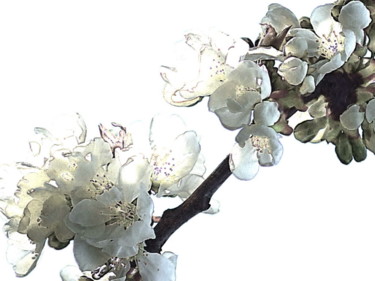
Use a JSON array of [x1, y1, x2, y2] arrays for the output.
[[0, 113, 205, 280], [162, 31, 284, 180], [1, 1, 375, 280], [162, 0, 375, 167]]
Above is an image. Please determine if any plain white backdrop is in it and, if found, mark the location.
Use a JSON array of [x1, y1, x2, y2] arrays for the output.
[[1, 0, 375, 280]]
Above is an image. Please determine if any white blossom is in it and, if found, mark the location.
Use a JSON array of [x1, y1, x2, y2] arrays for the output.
[[208, 61, 272, 130], [161, 31, 240, 106]]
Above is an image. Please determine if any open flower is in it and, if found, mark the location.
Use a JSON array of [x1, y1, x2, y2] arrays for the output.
[[122, 114, 204, 197], [161, 31, 243, 106], [245, 1, 371, 88], [68, 185, 154, 259], [230, 101, 282, 180], [287, 1, 370, 77], [208, 60, 272, 130], [230, 124, 283, 180]]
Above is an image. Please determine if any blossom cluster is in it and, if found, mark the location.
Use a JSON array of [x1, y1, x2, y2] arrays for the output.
[[0, 113, 205, 280], [162, 0, 374, 170]]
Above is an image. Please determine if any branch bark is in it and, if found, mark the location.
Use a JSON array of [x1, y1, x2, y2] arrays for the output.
[[145, 155, 232, 253]]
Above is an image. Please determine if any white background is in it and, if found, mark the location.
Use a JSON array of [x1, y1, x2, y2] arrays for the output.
[[1, 0, 375, 280]]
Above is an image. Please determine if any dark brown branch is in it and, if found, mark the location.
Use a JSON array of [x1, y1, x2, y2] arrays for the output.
[[145, 155, 232, 253]]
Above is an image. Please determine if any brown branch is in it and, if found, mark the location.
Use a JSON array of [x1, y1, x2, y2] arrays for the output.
[[145, 155, 232, 253]]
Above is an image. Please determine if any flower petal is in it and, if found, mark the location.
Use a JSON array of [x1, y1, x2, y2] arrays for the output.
[[73, 236, 110, 271], [229, 142, 260, 181], [340, 104, 364, 130], [339, 1, 371, 43], [300, 75, 316, 95], [278, 57, 307, 85], [261, 3, 300, 34], [311, 4, 336, 38], [254, 101, 280, 126], [138, 252, 177, 281], [69, 200, 110, 227], [366, 99, 375, 123]]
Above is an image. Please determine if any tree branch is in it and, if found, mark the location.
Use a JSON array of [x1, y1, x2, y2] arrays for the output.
[[145, 155, 232, 253]]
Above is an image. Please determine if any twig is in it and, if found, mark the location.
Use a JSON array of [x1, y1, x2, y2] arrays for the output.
[[145, 155, 232, 253]]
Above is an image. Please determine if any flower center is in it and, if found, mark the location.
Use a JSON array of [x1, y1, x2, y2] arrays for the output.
[[90, 173, 114, 194], [318, 30, 345, 59], [150, 149, 176, 184], [106, 201, 137, 228], [250, 135, 272, 154], [235, 85, 253, 98], [205, 48, 228, 83]]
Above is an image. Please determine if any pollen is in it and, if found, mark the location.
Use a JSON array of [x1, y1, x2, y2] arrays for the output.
[[250, 135, 272, 154], [106, 201, 138, 229], [150, 149, 176, 183], [318, 30, 345, 59]]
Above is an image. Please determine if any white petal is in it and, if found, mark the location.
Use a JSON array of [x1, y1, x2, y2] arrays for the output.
[[69, 200, 110, 227], [208, 81, 237, 112], [119, 155, 152, 202], [243, 46, 284, 61], [288, 29, 320, 57], [60, 265, 82, 281], [254, 101, 280, 126], [261, 3, 300, 34], [317, 53, 345, 75], [138, 253, 177, 281], [311, 4, 336, 38], [6, 232, 46, 277], [300, 75, 316, 95], [214, 105, 252, 130], [230, 142, 260, 181], [340, 104, 364, 130], [342, 29, 357, 60], [150, 114, 187, 148], [339, 1, 371, 43], [278, 57, 307, 85], [73, 236, 110, 271], [284, 37, 309, 58], [366, 99, 375, 123]]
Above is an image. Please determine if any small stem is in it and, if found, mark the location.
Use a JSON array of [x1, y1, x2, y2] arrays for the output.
[[145, 155, 232, 253]]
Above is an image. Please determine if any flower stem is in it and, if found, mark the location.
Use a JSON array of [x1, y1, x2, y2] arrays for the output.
[[145, 155, 232, 253]]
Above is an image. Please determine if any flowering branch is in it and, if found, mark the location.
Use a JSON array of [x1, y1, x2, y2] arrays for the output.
[[146, 155, 232, 253]]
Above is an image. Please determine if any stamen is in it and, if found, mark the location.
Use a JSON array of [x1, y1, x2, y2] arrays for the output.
[[250, 135, 272, 154], [319, 30, 345, 59]]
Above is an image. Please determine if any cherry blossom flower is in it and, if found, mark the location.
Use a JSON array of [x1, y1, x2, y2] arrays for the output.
[[161, 31, 243, 106], [208, 60, 272, 130]]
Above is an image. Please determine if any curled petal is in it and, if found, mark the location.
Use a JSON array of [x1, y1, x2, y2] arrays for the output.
[[278, 57, 307, 85], [261, 3, 300, 34]]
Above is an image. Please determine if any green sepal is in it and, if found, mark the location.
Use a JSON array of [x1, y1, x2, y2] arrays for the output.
[[323, 118, 341, 143], [349, 135, 367, 162], [335, 132, 353, 164], [362, 119, 375, 153], [48, 233, 71, 250], [294, 117, 326, 143], [299, 16, 312, 29], [271, 113, 293, 135]]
